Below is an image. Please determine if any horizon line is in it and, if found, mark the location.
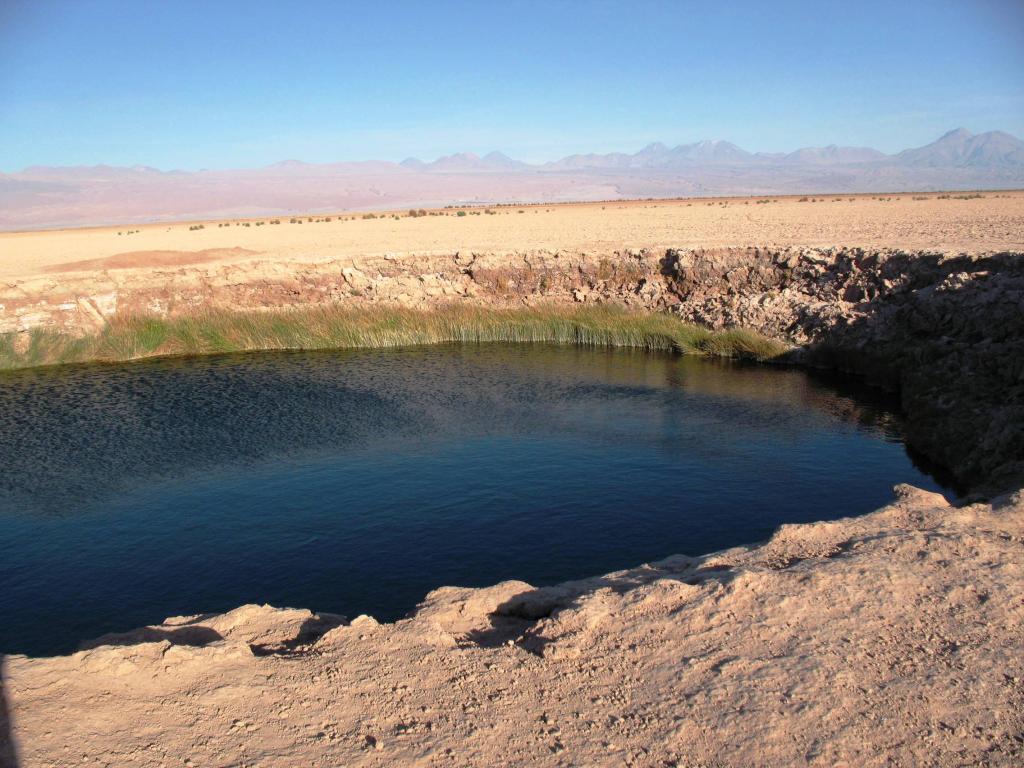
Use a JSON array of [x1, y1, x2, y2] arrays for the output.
[[4, 126, 1017, 176]]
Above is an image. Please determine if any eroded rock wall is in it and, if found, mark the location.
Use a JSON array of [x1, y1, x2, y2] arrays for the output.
[[661, 248, 1024, 490], [0, 249, 674, 336]]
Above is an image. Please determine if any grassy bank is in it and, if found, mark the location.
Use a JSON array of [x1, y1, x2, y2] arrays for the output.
[[0, 305, 788, 371]]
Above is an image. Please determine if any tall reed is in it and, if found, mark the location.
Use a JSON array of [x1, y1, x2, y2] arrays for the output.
[[0, 305, 788, 371]]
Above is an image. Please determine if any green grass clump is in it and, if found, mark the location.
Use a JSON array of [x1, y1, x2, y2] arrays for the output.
[[0, 305, 789, 371]]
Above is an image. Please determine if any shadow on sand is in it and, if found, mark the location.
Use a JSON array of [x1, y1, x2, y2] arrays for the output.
[[76, 612, 345, 658], [78, 624, 224, 651], [462, 559, 740, 654]]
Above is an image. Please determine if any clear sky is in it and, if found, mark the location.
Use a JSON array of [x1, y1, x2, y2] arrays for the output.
[[1, 0, 1022, 171]]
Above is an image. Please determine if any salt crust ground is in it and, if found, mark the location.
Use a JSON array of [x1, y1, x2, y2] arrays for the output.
[[4, 485, 1022, 767]]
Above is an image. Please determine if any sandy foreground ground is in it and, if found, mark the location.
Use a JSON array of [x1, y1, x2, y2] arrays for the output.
[[1, 192, 1023, 280], [3, 486, 1022, 767]]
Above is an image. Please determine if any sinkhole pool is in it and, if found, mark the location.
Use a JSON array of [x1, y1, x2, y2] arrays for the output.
[[0, 344, 950, 656]]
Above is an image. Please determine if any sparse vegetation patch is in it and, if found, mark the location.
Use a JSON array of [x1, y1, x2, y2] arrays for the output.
[[0, 306, 788, 371]]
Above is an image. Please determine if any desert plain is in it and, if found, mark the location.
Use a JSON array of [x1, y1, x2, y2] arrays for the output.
[[1, 191, 1023, 767], [2, 192, 1023, 280]]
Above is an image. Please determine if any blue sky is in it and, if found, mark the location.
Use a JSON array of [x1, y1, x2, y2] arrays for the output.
[[1, 0, 1022, 171]]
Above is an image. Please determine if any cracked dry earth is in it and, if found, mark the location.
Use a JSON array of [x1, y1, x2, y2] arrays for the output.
[[4, 485, 1023, 767]]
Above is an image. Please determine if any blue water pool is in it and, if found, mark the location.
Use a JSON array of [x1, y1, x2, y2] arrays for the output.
[[0, 344, 948, 656]]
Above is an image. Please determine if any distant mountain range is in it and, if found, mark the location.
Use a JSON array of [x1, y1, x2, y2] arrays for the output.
[[2, 129, 1022, 230], [895, 128, 1024, 167], [391, 129, 1024, 172], [400, 151, 528, 172]]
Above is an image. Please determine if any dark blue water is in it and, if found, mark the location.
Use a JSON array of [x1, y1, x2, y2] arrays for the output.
[[0, 345, 948, 656]]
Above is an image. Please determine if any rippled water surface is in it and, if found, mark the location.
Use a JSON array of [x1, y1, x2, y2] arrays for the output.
[[0, 345, 948, 655]]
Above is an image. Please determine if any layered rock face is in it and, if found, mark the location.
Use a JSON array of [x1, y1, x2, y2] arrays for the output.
[[0, 249, 673, 335], [660, 248, 1024, 490]]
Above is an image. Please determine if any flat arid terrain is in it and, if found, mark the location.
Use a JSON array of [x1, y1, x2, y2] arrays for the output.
[[3, 192, 1023, 280], [1, 193, 1023, 767]]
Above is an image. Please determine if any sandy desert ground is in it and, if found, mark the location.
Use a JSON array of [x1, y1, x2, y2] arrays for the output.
[[1, 192, 1023, 280]]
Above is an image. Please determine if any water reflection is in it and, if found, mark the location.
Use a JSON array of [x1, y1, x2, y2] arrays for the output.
[[0, 345, 935, 516]]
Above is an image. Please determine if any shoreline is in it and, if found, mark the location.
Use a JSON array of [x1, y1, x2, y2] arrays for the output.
[[5, 484, 1021, 766]]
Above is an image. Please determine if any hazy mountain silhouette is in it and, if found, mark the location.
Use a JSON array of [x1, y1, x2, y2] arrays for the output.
[[399, 151, 529, 172], [3, 129, 1022, 229], [781, 145, 888, 165], [541, 130, 1021, 171], [896, 128, 1024, 167], [546, 140, 754, 170]]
